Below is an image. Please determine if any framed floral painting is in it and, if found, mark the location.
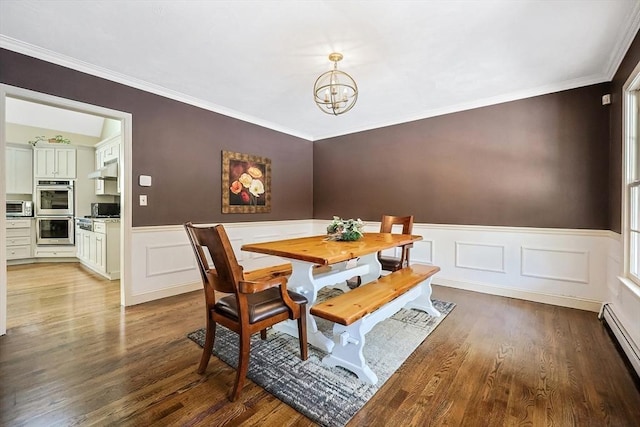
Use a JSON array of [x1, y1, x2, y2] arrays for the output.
[[222, 150, 271, 213]]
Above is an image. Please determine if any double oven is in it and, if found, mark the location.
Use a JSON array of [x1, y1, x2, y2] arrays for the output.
[[35, 180, 75, 245]]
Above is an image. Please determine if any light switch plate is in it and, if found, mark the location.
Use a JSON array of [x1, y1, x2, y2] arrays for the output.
[[139, 195, 148, 206]]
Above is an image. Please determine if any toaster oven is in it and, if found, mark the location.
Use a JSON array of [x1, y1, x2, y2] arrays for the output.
[[6, 200, 33, 217]]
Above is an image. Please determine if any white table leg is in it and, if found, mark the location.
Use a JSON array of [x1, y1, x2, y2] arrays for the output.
[[273, 255, 386, 354], [274, 260, 335, 352], [358, 252, 381, 285]]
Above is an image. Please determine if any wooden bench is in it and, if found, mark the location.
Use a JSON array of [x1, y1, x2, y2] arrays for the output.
[[310, 264, 441, 384]]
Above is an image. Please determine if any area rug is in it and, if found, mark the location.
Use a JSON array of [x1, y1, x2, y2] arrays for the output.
[[188, 290, 455, 427]]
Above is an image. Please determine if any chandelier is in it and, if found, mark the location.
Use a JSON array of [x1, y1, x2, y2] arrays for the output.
[[313, 52, 358, 115]]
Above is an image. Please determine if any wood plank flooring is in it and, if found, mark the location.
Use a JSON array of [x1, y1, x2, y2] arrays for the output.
[[1, 263, 639, 426]]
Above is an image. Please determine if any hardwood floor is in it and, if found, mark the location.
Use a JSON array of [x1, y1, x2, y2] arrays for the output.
[[1, 263, 639, 426]]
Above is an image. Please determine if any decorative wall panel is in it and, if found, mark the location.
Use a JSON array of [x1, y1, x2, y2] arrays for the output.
[[455, 242, 505, 273], [521, 246, 589, 284], [145, 243, 194, 277]]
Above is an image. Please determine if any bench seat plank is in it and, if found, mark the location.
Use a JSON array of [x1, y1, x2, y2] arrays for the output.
[[311, 264, 440, 326]]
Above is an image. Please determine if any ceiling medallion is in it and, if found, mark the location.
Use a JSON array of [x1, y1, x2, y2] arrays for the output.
[[313, 52, 358, 116]]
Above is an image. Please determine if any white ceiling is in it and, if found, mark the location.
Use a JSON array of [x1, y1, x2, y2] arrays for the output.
[[6, 98, 105, 138], [1, 1, 639, 141]]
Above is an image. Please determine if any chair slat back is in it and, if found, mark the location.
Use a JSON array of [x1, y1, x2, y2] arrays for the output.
[[185, 222, 210, 285], [380, 215, 414, 235], [206, 225, 245, 292], [184, 222, 239, 294], [379, 215, 414, 269]]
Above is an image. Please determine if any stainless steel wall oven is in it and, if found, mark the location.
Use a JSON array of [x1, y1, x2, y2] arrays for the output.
[[36, 216, 75, 245], [35, 180, 74, 216]]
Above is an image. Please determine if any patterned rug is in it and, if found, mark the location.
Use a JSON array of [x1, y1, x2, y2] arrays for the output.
[[188, 289, 455, 427]]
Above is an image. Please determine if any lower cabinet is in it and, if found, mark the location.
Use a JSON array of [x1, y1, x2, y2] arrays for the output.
[[33, 245, 76, 258], [6, 219, 34, 261], [76, 221, 120, 280]]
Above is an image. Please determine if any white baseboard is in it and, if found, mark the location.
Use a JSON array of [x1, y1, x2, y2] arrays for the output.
[[129, 281, 201, 305], [433, 276, 602, 312]]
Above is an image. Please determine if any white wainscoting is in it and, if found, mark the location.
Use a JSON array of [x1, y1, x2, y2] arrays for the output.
[[129, 220, 314, 305], [131, 219, 610, 311], [339, 220, 608, 312]]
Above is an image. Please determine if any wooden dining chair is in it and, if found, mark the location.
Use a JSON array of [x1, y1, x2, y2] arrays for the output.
[[184, 222, 308, 401], [378, 215, 414, 272], [347, 214, 415, 287]]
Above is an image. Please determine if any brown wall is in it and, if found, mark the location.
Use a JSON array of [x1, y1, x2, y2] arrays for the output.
[[1, 49, 314, 226], [609, 31, 640, 233], [314, 84, 611, 229], [3, 43, 633, 231]]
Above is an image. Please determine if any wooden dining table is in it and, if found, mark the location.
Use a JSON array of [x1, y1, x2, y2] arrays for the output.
[[241, 232, 423, 352]]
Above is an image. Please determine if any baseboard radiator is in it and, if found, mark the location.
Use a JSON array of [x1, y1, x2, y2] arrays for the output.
[[600, 304, 640, 377]]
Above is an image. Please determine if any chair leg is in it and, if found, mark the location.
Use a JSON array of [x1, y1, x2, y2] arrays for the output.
[[260, 329, 267, 340], [230, 331, 251, 401], [197, 320, 216, 374], [297, 304, 308, 361]]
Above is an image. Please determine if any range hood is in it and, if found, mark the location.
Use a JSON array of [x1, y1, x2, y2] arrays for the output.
[[88, 159, 118, 180]]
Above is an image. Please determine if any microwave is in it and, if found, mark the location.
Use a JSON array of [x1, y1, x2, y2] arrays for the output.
[[91, 202, 120, 218], [6, 200, 33, 217]]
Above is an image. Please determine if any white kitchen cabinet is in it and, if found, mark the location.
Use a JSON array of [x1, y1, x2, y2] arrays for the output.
[[34, 246, 77, 257], [6, 218, 33, 260], [94, 148, 104, 194], [94, 135, 120, 195], [93, 233, 106, 271], [6, 145, 33, 194], [76, 220, 120, 280], [34, 145, 76, 179], [101, 141, 119, 163], [76, 228, 91, 262]]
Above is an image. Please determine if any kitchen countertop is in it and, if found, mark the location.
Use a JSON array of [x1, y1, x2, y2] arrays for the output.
[[75, 217, 121, 223], [91, 218, 121, 223]]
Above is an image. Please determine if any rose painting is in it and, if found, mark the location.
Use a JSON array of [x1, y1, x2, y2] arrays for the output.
[[222, 150, 271, 213]]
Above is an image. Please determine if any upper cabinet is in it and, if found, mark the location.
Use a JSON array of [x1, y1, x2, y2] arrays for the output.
[[34, 144, 76, 179], [6, 145, 33, 194], [95, 135, 120, 195]]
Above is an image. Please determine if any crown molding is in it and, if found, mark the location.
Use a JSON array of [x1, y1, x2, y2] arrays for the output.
[[0, 36, 314, 141], [605, 1, 640, 80]]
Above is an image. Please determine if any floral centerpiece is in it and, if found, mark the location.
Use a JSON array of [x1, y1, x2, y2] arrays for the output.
[[326, 216, 365, 241]]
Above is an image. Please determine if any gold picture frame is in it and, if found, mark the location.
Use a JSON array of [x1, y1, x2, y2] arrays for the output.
[[222, 150, 271, 213]]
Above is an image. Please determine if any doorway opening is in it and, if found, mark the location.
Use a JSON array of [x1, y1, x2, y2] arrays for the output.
[[1, 84, 133, 335]]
